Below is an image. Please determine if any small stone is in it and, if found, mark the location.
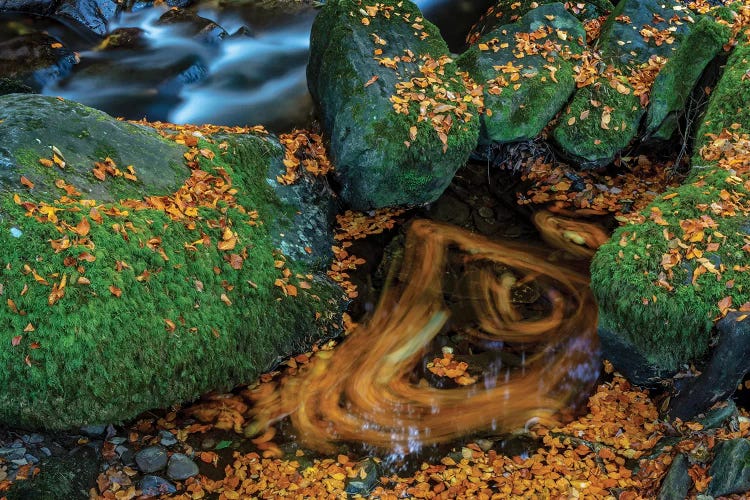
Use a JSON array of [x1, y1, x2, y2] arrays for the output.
[[11, 458, 27, 466], [9, 227, 22, 238], [139, 475, 176, 497], [40, 447, 51, 456], [201, 438, 216, 450], [166, 453, 199, 480], [23, 433, 44, 445], [109, 436, 127, 445], [0, 469, 6, 481], [135, 446, 168, 473], [159, 430, 178, 447], [477, 206, 494, 219], [24, 454, 39, 464], [80, 424, 107, 437], [475, 439, 494, 452], [345, 458, 381, 496], [707, 438, 750, 497]]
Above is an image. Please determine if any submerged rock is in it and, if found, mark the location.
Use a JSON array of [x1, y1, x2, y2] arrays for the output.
[[458, 4, 586, 145], [156, 8, 228, 44], [0, 94, 344, 430], [308, 0, 480, 209], [552, 0, 696, 169], [0, 32, 77, 91]]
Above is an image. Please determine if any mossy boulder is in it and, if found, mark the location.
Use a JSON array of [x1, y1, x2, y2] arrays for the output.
[[458, 4, 586, 145], [645, 15, 731, 141], [590, 38, 750, 374], [552, 0, 696, 169], [0, 95, 343, 430], [466, 0, 612, 44], [307, 0, 480, 209]]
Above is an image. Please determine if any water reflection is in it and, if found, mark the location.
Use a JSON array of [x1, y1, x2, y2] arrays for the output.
[[249, 220, 600, 454]]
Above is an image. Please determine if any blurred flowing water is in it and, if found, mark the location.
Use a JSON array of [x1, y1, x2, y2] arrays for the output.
[[11, 0, 497, 131]]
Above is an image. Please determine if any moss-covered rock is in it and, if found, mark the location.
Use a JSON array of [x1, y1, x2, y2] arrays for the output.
[[307, 0, 480, 209], [0, 95, 343, 430], [457, 4, 586, 145], [645, 16, 731, 141], [466, 0, 613, 44], [552, 0, 696, 169], [590, 38, 750, 372]]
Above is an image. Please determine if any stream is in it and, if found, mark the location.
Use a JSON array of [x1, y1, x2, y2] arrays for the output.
[[2, 0, 497, 131]]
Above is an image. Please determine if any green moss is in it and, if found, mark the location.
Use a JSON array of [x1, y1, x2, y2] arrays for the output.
[[552, 80, 642, 168], [592, 168, 750, 370], [694, 40, 750, 151], [591, 37, 750, 371], [0, 134, 343, 430], [646, 16, 731, 141], [459, 3, 585, 145], [308, 0, 479, 209]]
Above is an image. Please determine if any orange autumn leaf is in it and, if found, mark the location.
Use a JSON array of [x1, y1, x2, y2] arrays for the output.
[[11, 335, 22, 346], [165, 319, 176, 332], [20, 176, 34, 189], [109, 285, 122, 298], [75, 217, 90, 236], [23, 323, 34, 332]]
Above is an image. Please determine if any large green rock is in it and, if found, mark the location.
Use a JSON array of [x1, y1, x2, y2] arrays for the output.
[[590, 38, 750, 372], [552, 0, 695, 169], [0, 95, 343, 430], [458, 3, 586, 145], [645, 16, 731, 141], [307, 0, 480, 209]]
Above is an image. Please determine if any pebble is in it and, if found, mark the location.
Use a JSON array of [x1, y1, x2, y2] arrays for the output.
[[40, 447, 51, 457], [166, 453, 199, 480], [140, 475, 176, 497], [159, 430, 178, 447], [80, 425, 107, 437], [109, 436, 127, 445], [135, 446, 168, 473], [23, 434, 44, 445]]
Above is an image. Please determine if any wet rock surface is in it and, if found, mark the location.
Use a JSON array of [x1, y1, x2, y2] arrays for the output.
[[0, 32, 77, 90], [458, 4, 586, 145], [307, 0, 479, 209]]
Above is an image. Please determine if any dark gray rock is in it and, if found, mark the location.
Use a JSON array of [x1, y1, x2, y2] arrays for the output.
[[0, 32, 77, 91], [345, 458, 382, 496], [657, 453, 692, 500], [166, 453, 199, 480], [707, 438, 750, 497], [157, 8, 227, 44], [308, 0, 480, 209], [80, 424, 107, 437], [669, 313, 750, 421], [159, 430, 178, 447], [140, 475, 177, 497], [598, 327, 675, 386], [54, 0, 120, 35], [135, 445, 168, 473]]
